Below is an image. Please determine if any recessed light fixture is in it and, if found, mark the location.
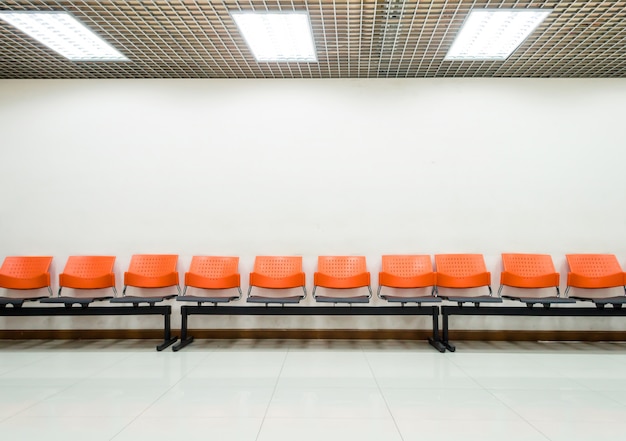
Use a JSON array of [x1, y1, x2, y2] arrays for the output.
[[445, 9, 552, 61], [231, 11, 317, 62], [0, 11, 128, 61]]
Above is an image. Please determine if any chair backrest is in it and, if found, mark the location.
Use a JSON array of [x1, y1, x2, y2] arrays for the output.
[[248, 256, 306, 298], [124, 254, 179, 288], [128, 254, 178, 277], [0, 256, 53, 290], [59, 256, 116, 290], [317, 256, 367, 278], [188, 256, 239, 279], [434, 254, 490, 288], [566, 254, 623, 278], [185, 256, 240, 290], [435, 254, 487, 276], [499, 253, 559, 295], [314, 256, 371, 293], [565, 254, 625, 290], [381, 255, 433, 277], [379, 255, 435, 288], [253, 256, 303, 280], [502, 253, 556, 278]]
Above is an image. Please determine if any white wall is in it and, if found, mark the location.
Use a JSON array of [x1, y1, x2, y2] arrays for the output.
[[1, 78, 625, 332]]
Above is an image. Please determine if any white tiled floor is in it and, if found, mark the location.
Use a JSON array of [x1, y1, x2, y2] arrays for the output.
[[1, 339, 626, 441]]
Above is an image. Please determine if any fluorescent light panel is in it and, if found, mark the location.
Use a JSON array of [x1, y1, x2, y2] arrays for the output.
[[232, 11, 317, 62], [445, 9, 552, 61], [0, 11, 128, 61]]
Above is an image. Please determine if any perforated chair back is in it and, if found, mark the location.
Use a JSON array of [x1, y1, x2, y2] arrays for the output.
[[181, 256, 242, 302], [434, 254, 493, 300], [186, 256, 239, 287], [125, 254, 179, 287], [313, 256, 372, 302], [247, 256, 306, 303], [252, 256, 304, 283], [59, 255, 117, 296], [380, 255, 435, 287], [499, 253, 560, 297], [117, 254, 181, 304], [378, 255, 437, 301], [0, 256, 53, 297], [565, 254, 626, 297], [317, 256, 367, 280]]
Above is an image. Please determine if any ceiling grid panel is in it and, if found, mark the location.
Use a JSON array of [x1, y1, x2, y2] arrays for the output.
[[0, 0, 624, 78]]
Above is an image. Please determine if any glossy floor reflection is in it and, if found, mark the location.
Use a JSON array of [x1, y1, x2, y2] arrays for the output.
[[1, 339, 626, 441]]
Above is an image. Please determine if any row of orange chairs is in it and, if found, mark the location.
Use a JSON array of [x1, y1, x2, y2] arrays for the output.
[[1, 254, 625, 306]]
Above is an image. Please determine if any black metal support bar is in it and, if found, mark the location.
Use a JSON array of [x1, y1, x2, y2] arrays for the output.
[[0, 305, 177, 351], [441, 305, 626, 352], [172, 305, 444, 352]]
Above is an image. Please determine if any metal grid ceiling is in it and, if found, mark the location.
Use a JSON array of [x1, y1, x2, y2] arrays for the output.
[[1, 0, 625, 79]]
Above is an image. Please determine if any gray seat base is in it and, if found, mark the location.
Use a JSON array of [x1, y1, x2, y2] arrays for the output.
[[177, 295, 238, 304], [441, 296, 503, 306], [0, 297, 45, 307], [382, 296, 441, 304], [571, 296, 626, 307], [41, 297, 112, 306], [314, 296, 370, 304], [110, 296, 174, 305], [247, 296, 303, 304], [503, 296, 576, 305]]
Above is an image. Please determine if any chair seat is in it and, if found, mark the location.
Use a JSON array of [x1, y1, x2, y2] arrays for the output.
[[314, 295, 370, 304], [0, 297, 43, 306], [111, 295, 175, 305], [442, 296, 503, 304], [41, 296, 112, 305], [382, 295, 441, 304], [503, 296, 576, 305], [247, 295, 303, 304], [177, 295, 239, 304], [570, 296, 626, 304]]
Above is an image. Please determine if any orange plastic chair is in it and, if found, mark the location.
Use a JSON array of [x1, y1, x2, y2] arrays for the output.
[[565, 254, 626, 305], [41, 256, 117, 306], [378, 255, 439, 304], [111, 254, 181, 305], [435, 254, 498, 304], [178, 256, 242, 304], [0, 256, 53, 306], [313, 256, 372, 303], [499, 253, 571, 305], [248, 256, 306, 304]]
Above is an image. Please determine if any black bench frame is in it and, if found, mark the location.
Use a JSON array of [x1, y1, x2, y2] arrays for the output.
[[441, 303, 626, 352], [0, 304, 177, 351], [172, 304, 444, 352]]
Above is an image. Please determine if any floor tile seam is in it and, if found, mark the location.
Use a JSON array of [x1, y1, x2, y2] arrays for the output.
[[362, 347, 405, 441], [438, 355, 490, 390], [259, 415, 396, 420], [481, 386, 555, 441], [106, 357, 203, 441], [5, 370, 90, 421], [254, 348, 290, 441], [272, 384, 382, 390], [484, 385, 626, 408], [67, 352, 144, 386], [586, 389, 626, 408], [0, 351, 58, 378]]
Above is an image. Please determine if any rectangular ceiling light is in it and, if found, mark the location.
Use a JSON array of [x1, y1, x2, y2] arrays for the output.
[[231, 11, 317, 62], [0, 11, 128, 61], [445, 9, 552, 61]]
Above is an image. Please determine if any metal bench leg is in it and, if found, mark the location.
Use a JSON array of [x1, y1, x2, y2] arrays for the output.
[[156, 309, 177, 351], [172, 306, 194, 352], [427, 308, 446, 353], [442, 310, 456, 352]]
